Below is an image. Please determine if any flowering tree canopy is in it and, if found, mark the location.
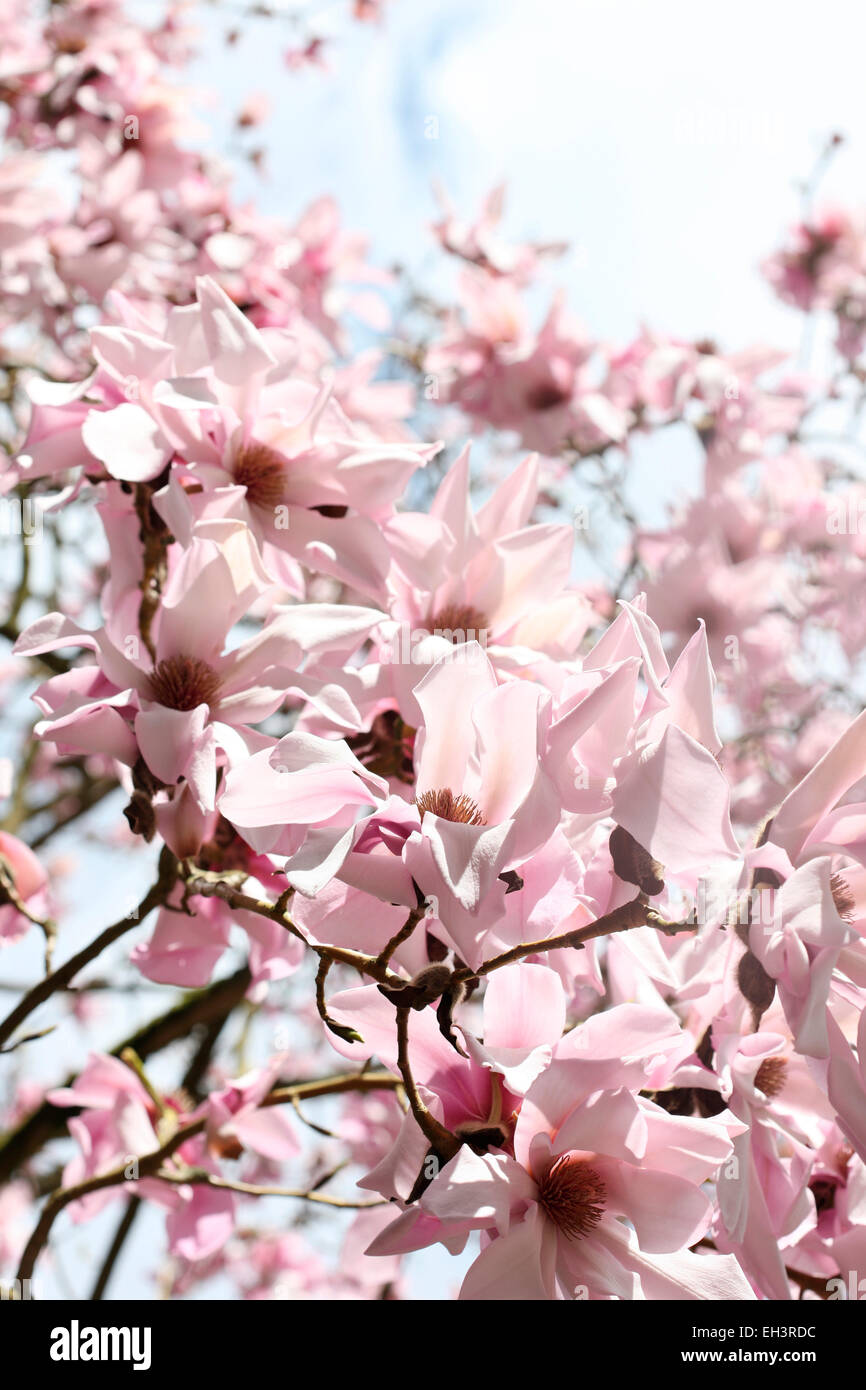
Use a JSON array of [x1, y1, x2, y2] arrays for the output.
[[2, 0, 866, 1311]]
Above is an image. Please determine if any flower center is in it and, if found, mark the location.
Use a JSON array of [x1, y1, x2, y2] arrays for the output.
[[425, 604, 489, 643], [414, 788, 485, 825], [754, 1056, 788, 1099], [809, 1177, 839, 1215], [536, 1154, 607, 1240], [234, 440, 287, 510], [525, 381, 570, 411], [148, 655, 222, 712], [346, 710, 415, 784], [830, 872, 855, 921]]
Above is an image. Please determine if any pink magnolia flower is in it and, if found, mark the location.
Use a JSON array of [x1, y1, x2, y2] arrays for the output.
[[219, 727, 389, 862], [13, 275, 436, 597], [425, 278, 629, 456], [204, 1056, 299, 1163], [762, 206, 864, 313], [768, 704, 866, 868], [706, 1012, 821, 1300], [570, 601, 740, 871], [17, 526, 385, 810], [48, 1053, 235, 1262], [785, 1125, 866, 1297], [351, 447, 595, 728], [284, 39, 328, 73], [747, 857, 854, 1059], [329, 964, 573, 1204], [0, 830, 49, 944], [366, 1005, 751, 1300], [225, 602, 741, 966], [253, 641, 564, 968], [130, 875, 304, 993], [827, 1009, 866, 1166], [432, 182, 567, 285]]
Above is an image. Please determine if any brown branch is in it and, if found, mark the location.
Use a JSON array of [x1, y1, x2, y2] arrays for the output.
[[375, 900, 425, 969], [154, 1168, 386, 1209], [134, 481, 171, 665], [16, 1069, 400, 1287], [0, 969, 251, 1184], [27, 775, 120, 850], [17, 1126, 194, 1284], [315, 955, 363, 1045], [184, 873, 407, 987], [395, 1005, 461, 1165], [0, 846, 178, 1052], [454, 894, 654, 984], [89, 1196, 141, 1301]]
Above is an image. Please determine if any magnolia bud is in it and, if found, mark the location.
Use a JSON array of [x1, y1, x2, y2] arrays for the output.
[[378, 964, 453, 1010], [738, 949, 775, 1026], [609, 825, 665, 896]]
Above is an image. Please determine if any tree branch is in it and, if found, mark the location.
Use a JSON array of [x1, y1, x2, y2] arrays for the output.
[[89, 1196, 141, 1302], [453, 893, 655, 984], [16, 1069, 401, 1286], [0, 847, 178, 1052], [395, 1005, 460, 1165], [154, 1168, 386, 1209], [0, 965, 251, 1182], [183, 872, 407, 987]]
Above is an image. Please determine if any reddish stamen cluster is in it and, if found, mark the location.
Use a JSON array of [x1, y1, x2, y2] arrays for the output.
[[536, 1154, 607, 1240], [148, 655, 222, 711], [234, 440, 288, 510], [831, 872, 855, 921], [425, 604, 489, 641], [754, 1056, 788, 1099], [414, 788, 486, 825]]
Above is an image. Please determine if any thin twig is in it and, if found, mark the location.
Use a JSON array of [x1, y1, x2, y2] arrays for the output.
[[452, 894, 654, 984], [16, 1069, 401, 1286], [315, 955, 363, 1044], [90, 1196, 141, 1302], [184, 873, 406, 987], [0, 847, 179, 1052], [375, 901, 425, 969], [155, 1168, 385, 1209], [395, 1005, 460, 1164]]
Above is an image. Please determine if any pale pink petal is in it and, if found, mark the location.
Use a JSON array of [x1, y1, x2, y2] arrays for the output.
[[413, 643, 497, 795], [165, 1183, 235, 1263], [482, 963, 566, 1051], [612, 724, 739, 872], [81, 404, 170, 482], [459, 1208, 558, 1300]]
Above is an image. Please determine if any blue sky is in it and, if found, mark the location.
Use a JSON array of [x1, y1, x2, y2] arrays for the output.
[[184, 0, 866, 350]]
